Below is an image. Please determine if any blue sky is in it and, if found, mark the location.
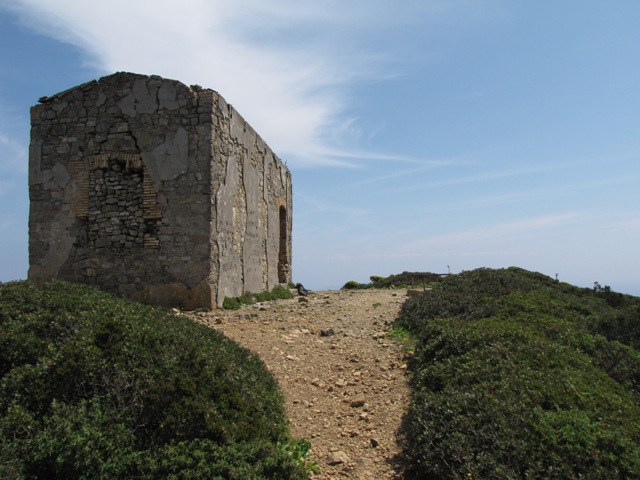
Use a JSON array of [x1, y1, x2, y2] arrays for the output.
[[1, 1, 639, 294]]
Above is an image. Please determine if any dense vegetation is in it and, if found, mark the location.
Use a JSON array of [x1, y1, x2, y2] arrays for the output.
[[342, 271, 445, 290], [0, 281, 308, 479], [223, 284, 294, 310], [397, 267, 640, 479]]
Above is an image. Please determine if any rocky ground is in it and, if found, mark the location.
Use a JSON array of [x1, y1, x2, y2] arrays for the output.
[[186, 288, 412, 479]]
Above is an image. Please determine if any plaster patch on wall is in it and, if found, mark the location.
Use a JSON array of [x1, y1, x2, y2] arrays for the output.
[[145, 127, 189, 183]]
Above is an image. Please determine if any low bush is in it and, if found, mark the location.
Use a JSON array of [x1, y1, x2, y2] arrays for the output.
[[256, 284, 294, 302], [343, 271, 443, 290], [0, 280, 307, 479], [222, 296, 242, 310], [341, 280, 363, 290], [223, 284, 294, 310], [376, 271, 443, 289], [397, 267, 640, 479]]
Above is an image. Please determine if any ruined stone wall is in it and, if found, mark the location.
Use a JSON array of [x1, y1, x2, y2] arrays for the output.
[[29, 72, 292, 309], [208, 92, 293, 306]]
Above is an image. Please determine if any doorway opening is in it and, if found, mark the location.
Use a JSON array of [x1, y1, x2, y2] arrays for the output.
[[278, 206, 289, 283]]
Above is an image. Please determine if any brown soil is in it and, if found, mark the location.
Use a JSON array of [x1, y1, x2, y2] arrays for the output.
[[187, 288, 412, 479]]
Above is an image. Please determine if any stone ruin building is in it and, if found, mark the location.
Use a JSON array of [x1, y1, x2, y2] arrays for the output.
[[29, 72, 292, 309]]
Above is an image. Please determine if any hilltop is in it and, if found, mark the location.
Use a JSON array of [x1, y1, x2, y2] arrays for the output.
[[2, 267, 640, 479], [190, 268, 640, 479]]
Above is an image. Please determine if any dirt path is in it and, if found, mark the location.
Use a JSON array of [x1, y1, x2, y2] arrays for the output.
[[187, 289, 411, 479]]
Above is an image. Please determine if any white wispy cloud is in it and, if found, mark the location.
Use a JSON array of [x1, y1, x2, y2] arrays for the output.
[[1, 0, 492, 167], [380, 162, 572, 195], [3, 0, 404, 165]]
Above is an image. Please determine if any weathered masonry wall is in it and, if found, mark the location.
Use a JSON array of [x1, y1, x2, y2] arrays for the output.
[[29, 72, 292, 309], [208, 91, 293, 306]]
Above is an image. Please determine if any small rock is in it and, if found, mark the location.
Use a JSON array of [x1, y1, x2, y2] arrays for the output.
[[326, 451, 350, 466], [298, 297, 309, 303], [350, 399, 366, 408], [320, 328, 335, 337], [354, 456, 374, 467], [370, 438, 380, 448], [286, 355, 298, 361]]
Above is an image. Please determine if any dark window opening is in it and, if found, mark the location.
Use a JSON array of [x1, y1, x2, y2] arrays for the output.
[[278, 206, 289, 283]]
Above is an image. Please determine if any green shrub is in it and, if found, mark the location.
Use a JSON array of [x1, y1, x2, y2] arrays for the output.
[[386, 326, 417, 353], [343, 271, 443, 290], [586, 303, 640, 350], [271, 284, 295, 300], [224, 285, 294, 309], [222, 296, 241, 310], [341, 280, 362, 290], [0, 280, 307, 479], [377, 271, 442, 288], [255, 284, 294, 303], [397, 268, 640, 478], [238, 292, 256, 305]]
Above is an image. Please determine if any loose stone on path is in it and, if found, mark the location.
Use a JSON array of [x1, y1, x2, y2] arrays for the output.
[[187, 289, 410, 479]]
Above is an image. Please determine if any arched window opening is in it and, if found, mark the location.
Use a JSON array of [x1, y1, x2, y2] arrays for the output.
[[278, 206, 289, 283]]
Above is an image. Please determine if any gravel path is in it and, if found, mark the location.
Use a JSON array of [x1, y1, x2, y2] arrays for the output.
[[187, 289, 411, 479]]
